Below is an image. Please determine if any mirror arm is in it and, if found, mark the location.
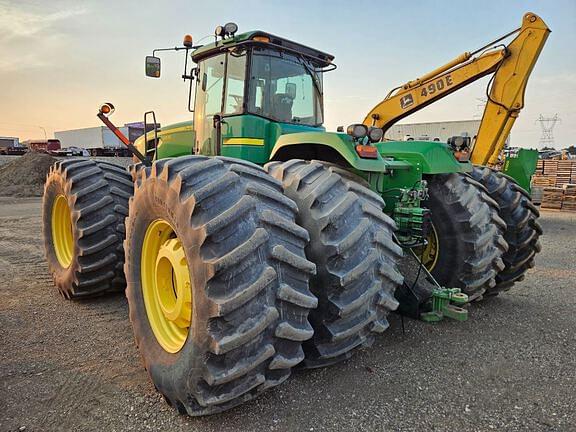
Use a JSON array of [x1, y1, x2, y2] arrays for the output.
[[182, 48, 190, 82], [152, 45, 203, 57], [187, 68, 196, 113]]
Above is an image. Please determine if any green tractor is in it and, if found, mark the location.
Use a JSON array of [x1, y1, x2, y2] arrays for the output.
[[42, 23, 541, 416]]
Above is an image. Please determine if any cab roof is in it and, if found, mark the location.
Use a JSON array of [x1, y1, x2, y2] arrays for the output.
[[191, 30, 335, 67]]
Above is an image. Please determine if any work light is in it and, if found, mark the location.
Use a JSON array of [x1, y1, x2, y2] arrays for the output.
[[224, 22, 238, 36], [347, 124, 368, 139], [368, 127, 384, 143]]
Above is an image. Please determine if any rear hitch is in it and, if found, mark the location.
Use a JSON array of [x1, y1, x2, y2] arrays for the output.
[[395, 245, 469, 323], [420, 288, 469, 322]]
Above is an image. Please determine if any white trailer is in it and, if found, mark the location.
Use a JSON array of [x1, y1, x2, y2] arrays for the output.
[[55, 124, 145, 156]]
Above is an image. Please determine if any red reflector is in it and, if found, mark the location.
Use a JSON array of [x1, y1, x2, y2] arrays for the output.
[[454, 150, 470, 162], [355, 145, 378, 159]]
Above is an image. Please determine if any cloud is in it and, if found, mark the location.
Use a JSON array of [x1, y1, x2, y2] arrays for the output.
[[0, 2, 87, 42], [0, 52, 47, 72], [0, 1, 88, 72]]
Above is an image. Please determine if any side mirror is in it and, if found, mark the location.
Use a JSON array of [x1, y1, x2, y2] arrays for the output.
[[145, 56, 161, 78], [285, 82, 296, 100]]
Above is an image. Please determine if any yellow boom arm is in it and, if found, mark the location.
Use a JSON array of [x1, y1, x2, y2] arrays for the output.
[[363, 12, 550, 166]]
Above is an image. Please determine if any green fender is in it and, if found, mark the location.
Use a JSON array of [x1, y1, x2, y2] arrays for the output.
[[269, 132, 390, 172], [502, 148, 538, 192]]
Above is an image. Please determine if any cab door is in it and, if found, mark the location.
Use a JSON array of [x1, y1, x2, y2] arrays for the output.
[[194, 53, 225, 156]]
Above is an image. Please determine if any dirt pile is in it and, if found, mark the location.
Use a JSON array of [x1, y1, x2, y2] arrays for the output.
[[0, 152, 56, 197]]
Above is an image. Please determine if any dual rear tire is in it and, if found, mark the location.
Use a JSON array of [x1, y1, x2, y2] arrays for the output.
[[469, 167, 542, 295], [422, 173, 508, 300], [266, 160, 403, 367], [422, 170, 541, 299]]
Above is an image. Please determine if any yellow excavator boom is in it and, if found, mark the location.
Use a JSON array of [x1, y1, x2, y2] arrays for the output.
[[471, 13, 550, 165], [363, 12, 550, 166]]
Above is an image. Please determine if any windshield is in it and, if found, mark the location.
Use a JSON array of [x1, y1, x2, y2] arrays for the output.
[[248, 48, 323, 126]]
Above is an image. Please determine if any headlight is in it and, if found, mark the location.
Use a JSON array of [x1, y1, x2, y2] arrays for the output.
[[346, 124, 368, 139], [224, 22, 238, 36], [368, 127, 384, 143]]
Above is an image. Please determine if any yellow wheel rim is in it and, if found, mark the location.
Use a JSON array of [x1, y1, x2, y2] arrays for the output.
[[51, 194, 74, 268], [141, 219, 192, 353], [414, 223, 440, 272]]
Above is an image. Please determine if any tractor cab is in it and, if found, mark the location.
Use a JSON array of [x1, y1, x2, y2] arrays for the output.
[[190, 29, 335, 163], [143, 25, 335, 164]]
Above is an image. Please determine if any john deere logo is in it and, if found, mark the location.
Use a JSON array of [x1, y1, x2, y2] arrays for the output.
[[400, 94, 414, 109]]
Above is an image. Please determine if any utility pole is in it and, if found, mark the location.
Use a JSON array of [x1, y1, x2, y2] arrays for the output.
[[535, 114, 561, 148]]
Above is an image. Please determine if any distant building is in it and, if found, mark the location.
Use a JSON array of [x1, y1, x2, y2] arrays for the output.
[[385, 119, 510, 146]]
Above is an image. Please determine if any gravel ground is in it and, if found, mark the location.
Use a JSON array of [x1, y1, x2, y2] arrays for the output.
[[0, 199, 574, 432], [0, 155, 133, 168]]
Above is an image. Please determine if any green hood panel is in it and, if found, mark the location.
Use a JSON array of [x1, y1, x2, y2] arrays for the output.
[[376, 140, 471, 174], [134, 121, 195, 159]]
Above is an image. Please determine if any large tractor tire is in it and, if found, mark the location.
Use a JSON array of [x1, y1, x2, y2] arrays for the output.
[[266, 160, 403, 368], [470, 166, 542, 295], [420, 173, 508, 301], [124, 156, 316, 416], [43, 159, 133, 298]]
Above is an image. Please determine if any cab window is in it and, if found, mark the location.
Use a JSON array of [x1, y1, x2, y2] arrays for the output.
[[224, 51, 247, 115]]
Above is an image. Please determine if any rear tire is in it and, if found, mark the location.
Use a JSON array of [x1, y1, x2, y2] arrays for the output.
[[470, 166, 542, 295], [423, 173, 508, 300], [266, 160, 403, 368], [124, 156, 316, 416], [43, 158, 132, 298]]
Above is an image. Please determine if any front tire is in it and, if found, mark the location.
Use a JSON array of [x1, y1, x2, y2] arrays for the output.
[[266, 160, 403, 368], [43, 159, 132, 298], [124, 156, 316, 416]]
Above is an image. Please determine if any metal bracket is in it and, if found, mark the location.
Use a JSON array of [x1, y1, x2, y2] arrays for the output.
[[420, 288, 469, 322], [143, 111, 159, 159]]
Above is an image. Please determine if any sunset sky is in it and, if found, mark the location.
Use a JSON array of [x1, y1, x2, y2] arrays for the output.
[[0, 0, 574, 148]]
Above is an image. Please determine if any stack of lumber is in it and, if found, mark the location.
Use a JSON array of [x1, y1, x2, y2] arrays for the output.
[[535, 159, 544, 175], [539, 183, 576, 212], [533, 160, 576, 187], [531, 176, 556, 187], [542, 160, 558, 178], [541, 187, 563, 210], [562, 184, 576, 212], [556, 161, 573, 188], [531, 161, 576, 210]]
